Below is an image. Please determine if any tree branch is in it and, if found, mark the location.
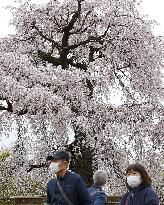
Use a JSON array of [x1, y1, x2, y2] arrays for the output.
[[70, 11, 93, 34], [61, 0, 82, 48], [33, 24, 61, 50], [38, 50, 61, 66], [68, 36, 102, 50], [69, 21, 111, 50], [67, 58, 88, 71], [112, 68, 134, 101], [63, 0, 82, 32], [26, 163, 48, 172]]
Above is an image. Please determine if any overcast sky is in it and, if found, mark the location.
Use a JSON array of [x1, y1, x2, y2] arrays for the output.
[[0, 0, 164, 37]]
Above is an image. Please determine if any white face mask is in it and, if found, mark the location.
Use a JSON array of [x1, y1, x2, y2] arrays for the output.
[[127, 175, 142, 188], [49, 162, 61, 174]]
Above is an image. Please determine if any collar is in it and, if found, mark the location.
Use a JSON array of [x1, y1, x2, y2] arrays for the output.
[[128, 183, 151, 193], [57, 170, 70, 180], [92, 183, 103, 190]]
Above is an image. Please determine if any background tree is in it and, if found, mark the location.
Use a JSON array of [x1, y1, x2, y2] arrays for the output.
[[0, 0, 164, 196]]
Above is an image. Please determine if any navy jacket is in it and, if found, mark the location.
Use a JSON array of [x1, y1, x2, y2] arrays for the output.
[[46, 171, 92, 205], [88, 184, 107, 205], [119, 184, 159, 205]]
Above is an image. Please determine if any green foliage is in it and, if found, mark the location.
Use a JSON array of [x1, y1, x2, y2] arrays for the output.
[[0, 150, 10, 162]]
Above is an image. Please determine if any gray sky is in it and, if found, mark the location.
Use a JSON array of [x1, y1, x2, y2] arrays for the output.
[[0, 0, 164, 37], [140, 0, 164, 35]]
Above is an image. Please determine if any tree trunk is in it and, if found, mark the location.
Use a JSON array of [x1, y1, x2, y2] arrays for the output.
[[67, 127, 96, 186]]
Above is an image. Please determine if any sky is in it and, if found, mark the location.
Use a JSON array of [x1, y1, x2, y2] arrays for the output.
[[0, 0, 164, 149], [0, 0, 164, 37], [140, 0, 164, 35]]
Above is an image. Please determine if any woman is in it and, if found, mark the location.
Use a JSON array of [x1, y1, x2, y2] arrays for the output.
[[119, 163, 159, 205], [88, 170, 108, 205]]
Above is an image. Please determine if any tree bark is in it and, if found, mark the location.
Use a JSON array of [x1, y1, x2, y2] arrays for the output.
[[66, 126, 95, 186]]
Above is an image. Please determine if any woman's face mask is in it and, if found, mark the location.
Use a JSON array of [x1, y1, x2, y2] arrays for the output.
[[127, 175, 142, 188]]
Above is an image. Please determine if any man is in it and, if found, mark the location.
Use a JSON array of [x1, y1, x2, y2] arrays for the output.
[[46, 150, 92, 205], [88, 170, 108, 205]]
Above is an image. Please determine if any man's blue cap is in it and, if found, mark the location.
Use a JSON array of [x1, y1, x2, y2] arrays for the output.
[[47, 150, 70, 162]]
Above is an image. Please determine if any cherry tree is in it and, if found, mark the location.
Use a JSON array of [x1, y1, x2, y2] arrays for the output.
[[0, 0, 164, 196]]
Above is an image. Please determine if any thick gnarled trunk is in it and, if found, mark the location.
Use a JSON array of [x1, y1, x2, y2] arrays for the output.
[[67, 127, 96, 186]]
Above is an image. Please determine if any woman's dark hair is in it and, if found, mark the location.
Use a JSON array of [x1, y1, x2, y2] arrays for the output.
[[126, 163, 152, 186]]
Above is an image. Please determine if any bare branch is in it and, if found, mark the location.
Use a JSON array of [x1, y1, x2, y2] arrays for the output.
[[38, 50, 61, 66], [53, 15, 62, 30], [69, 22, 111, 50], [27, 163, 48, 172], [67, 58, 87, 71], [79, 10, 92, 30], [70, 21, 95, 35], [68, 36, 102, 50], [62, 1, 82, 32], [71, 10, 92, 34], [111, 63, 134, 101], [103, 23, 111, 37], [33, 24, 61, 50]]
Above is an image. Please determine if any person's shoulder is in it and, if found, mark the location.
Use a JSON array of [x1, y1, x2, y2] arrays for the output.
[[87, 186, 92, 190], [67, 171, 81, 180], [98, 190, 107, 197], [88, 186, 106, 197], [143, 185, 159, 204], [47, 178, 56, 186], [88, 186, 94, 192], [142, 186, 159, 200], [145, 186, 159, 196], [68, 170, 80, 177], [143, 186, 157, 194], [95, 191, 107, 199], [48, 178, 56, 183]]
